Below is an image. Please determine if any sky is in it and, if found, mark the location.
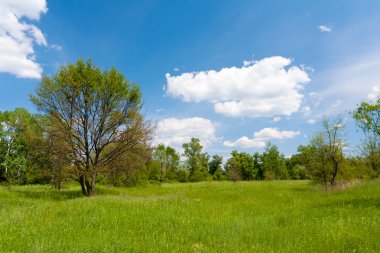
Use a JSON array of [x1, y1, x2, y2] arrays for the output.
[[1, 0, 380, 159]]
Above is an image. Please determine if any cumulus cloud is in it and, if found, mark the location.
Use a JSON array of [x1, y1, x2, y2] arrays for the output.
[[272, 116, 281, 122], [165, 56, 310, 118], [154, 117, 217, 149], [307, 119, 316, 124], [318, 25, 332, 32], [224, 136, 266, 149], [0, 0, 48, 78], [223, 127, 300, 148]]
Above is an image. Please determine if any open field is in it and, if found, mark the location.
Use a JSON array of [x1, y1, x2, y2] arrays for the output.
[[0, 180, 379, 252]]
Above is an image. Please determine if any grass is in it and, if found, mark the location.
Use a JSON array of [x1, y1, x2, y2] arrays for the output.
[[0, 180, 379, 252]]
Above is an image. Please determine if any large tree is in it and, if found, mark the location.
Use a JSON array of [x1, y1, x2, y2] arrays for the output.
[[30, 59, 153, 196]]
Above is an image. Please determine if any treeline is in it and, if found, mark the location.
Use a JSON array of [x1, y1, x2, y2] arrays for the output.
[[1, 59, 380, 194], [0, 109, 379, 189]]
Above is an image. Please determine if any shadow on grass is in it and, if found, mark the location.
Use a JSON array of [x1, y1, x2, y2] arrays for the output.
[[317, 197, 380, 209], [12, 187, 84, 201], [10, 184, 128, 201]]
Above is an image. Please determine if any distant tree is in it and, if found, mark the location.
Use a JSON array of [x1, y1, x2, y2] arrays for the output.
[[0, 108, 46, 184], [285, 151, 309, 180], [253, 152, 265, 180], [164, 146, 180, 180], [262, 143, 288, 180], [30, 59, 153, 196], [208, 154, 225, 180], [353, 100, 380, 176], [182, 138, 209, 182], [153, 144, 167, 183], [105, 143, 151, 186], [359, 134, 380, 176], [308, 133, 329, 188], [225, 151, 256, 181], [152, 144, 180, 182]]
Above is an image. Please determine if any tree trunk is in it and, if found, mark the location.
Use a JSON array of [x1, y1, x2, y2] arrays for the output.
[[330, 161, 339, 186], [79, 175, 87, 195], [160, 162, 164, 183], [85, 179, 92, 196]]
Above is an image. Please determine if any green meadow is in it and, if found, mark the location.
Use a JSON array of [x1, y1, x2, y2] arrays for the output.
[[1, 180, 379, 253]]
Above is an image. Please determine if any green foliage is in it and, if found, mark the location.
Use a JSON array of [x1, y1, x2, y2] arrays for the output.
[[176, 168, 189, 182], [353, 99, 380, 177], [208, 154, 226, 180], [225, 151, 257, 181], [182, 138, 209, 182], [0, 108, 48, 184], [152, 144, 180, 182], [359, 135, 380, 176], [262, 143, 288, 180], [285, 154, 309, 180], [353, 98, 380, 136], [1, 181, 379, 252]]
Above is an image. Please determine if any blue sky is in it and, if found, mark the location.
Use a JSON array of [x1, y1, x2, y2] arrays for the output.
[[1, 0, 380, 158]]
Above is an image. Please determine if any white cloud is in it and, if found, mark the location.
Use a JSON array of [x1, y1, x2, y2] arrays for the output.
[[307, 119, 316, 124], [224, 136, 265, 149], [154, 117, 217, 149], [0, 0, 48, 78], [318, 25, 332, 33], [367, 86, 380, 100], [50, 44, 62, 51], [301, 105, 311, 116], [272, 116, 281, 122], [223, 127, 300, 148], [253, 128, 300, 140], [165, 56, 310, 118], [173, 67, 180, 72]]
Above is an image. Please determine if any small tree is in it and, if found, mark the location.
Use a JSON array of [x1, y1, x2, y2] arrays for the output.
[[301, 116, 346, 189], [322, 116, 346, 186]]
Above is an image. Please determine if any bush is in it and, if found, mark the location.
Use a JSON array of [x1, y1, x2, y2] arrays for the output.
[[177, 169, 189, 182]]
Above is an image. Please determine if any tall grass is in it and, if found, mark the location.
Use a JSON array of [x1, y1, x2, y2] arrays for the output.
[[0, 180, 379, 252]]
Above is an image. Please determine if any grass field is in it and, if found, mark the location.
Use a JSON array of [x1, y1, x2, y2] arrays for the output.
[[0, 180, 379, 252]]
